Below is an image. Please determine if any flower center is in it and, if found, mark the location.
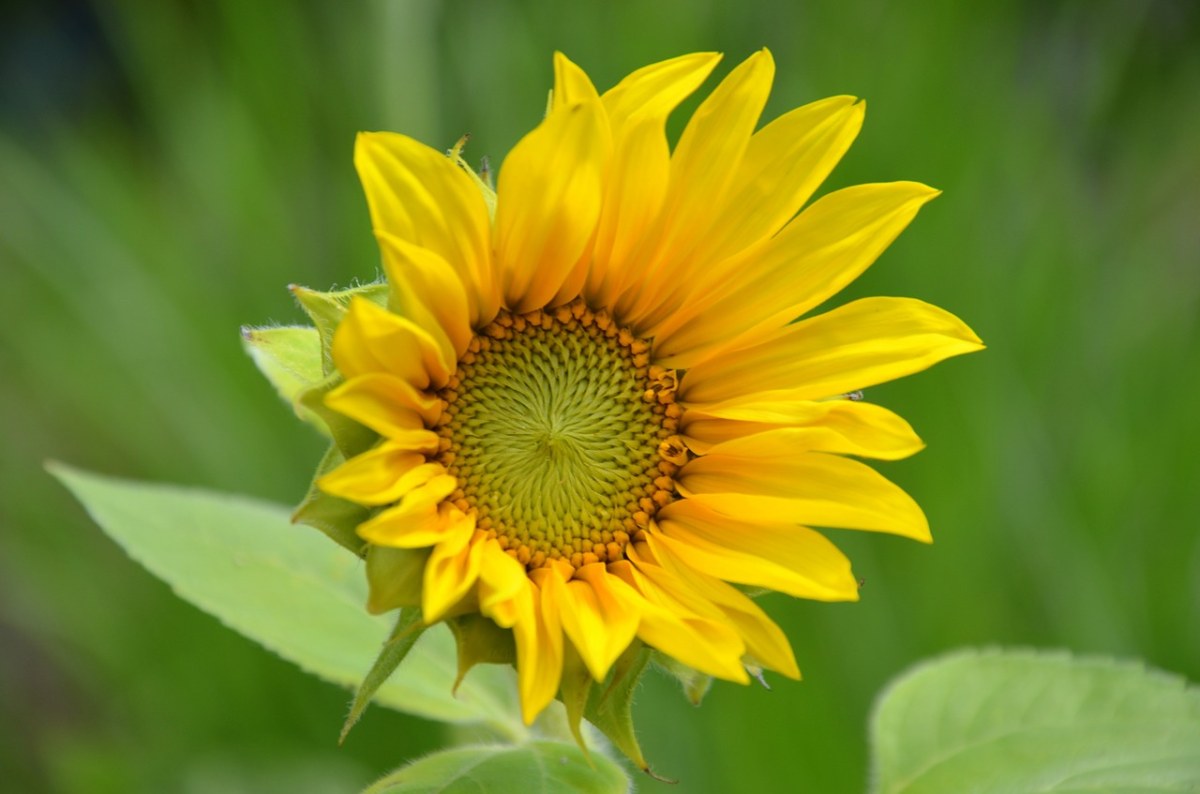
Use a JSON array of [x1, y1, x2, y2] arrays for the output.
[[435, 299, 685, 572]]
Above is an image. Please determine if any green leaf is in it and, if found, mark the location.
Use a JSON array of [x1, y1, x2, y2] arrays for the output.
[[240, 324, 328, 434], [869, 648, 1200, 793], [48, 463, 522, 735], [363, 741, 628, 794], [342, 608, 427, 744]]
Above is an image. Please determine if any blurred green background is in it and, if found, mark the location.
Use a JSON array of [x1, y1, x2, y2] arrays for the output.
[[2, 0, 1197, 791]]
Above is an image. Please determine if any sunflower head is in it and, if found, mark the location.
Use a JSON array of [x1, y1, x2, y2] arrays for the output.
[[250, 49, 982, 771]]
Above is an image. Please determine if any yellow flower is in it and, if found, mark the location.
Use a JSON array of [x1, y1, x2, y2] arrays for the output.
[[315, 50, 981, 730]]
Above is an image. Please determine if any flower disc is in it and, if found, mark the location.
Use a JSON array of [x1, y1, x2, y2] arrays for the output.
[[437, 301, 678, 571]]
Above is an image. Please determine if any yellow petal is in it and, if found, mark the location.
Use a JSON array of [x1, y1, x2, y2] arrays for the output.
[[493, 100, 608, 313], [655, 182, 941, 366], [615, 49, 774, 330], [325, 373, 442, 436], [681, 398, 924, 459], [331, 297, 451, 389], [600, 52, 722, 131], [541, 55, 606, 307], [585, 53, 722, 307], [423, 529, 486, 623], [317, 442, 440, 505], [584, 111, 669, 309], [355, 476, 459, 547], [355, 132, 499, 326], [513, 570, 564, 725], [557, 563, 642, 682], [677, 450, 931, 541], [641, 98, 866, 340], [611, 558, 749, 683], [700, 96, 863, 264], [657, 48, 775, 224], [653, 500, 859, 601], [377, 231, 473, 360], [553, 51, 600, 107], [679, 296, 984, 404], [646, 533, 799, 679], [476, 540, 528, 628]]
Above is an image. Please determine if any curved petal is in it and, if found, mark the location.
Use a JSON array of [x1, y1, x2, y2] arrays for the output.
[[377, 231, 473, 360], [700, 96, 864, 263], [680, 398, 924, 458], [582, 112, 669, 309], [552, 51, 600, 107], [476, 540, 528, 628], [655, 182, 941, 365], [513, 570, 565, 725], [545, 53, 608, 305], [331, 297, 452, 389], [585, 52, 722, 307], [325, 373, 442, 436], [423, 529, 486, 622], [679, 297, 983, 404], [676, 450, 931, 541], [317, 443, 440, 505], [529, 57, 606, 308], [355, 132, 498, 325], [609, 559, 749, 683], [355, 476, 460, 547], [641, 97, 866, 338], [615, 49, 774, 330], [493, 99, 608, 313], [645, 533, 799, 679], [557, 563, 642, 682], [653, 500, 859, 601], [600, 52, 722, 131]]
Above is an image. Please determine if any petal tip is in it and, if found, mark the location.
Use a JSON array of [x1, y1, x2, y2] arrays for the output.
[[753, 47, 776, 72]]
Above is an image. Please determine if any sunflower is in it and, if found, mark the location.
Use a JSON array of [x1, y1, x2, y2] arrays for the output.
[[307, 50, 981, 740]]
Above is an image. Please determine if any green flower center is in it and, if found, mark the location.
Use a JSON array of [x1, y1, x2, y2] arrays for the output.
[[436, 301, 683, 571]]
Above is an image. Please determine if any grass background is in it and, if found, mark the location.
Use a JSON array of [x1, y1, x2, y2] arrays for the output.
[[2, 0, 1197, 791]]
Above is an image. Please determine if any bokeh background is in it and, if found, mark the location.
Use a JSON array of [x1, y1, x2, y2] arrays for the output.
[[2, 0, 1198, 791]]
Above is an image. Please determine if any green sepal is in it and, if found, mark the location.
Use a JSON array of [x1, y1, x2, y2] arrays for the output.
[[365, 545, 429, 614], [583, 641, 659, 777], [297, 370, 378, 460], [733, 582, 772, 599], [449, 136, 496, 220], [651, 650, 714, 705], [292, 443, 369, 556], [559, 642, 595, 757], [340, 608, 427, 744], [289, 282, 388, 376], [240, 325, 330, 435], [446, 614, 515, 693]]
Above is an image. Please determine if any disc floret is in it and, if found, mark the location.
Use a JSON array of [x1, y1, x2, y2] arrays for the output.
[[435, 299, 683, 573]]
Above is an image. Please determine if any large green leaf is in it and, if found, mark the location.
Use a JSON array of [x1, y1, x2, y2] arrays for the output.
[[869, 648, 1200, 793], [364, 741, 628, 794], [49, 463, 522, 735]]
